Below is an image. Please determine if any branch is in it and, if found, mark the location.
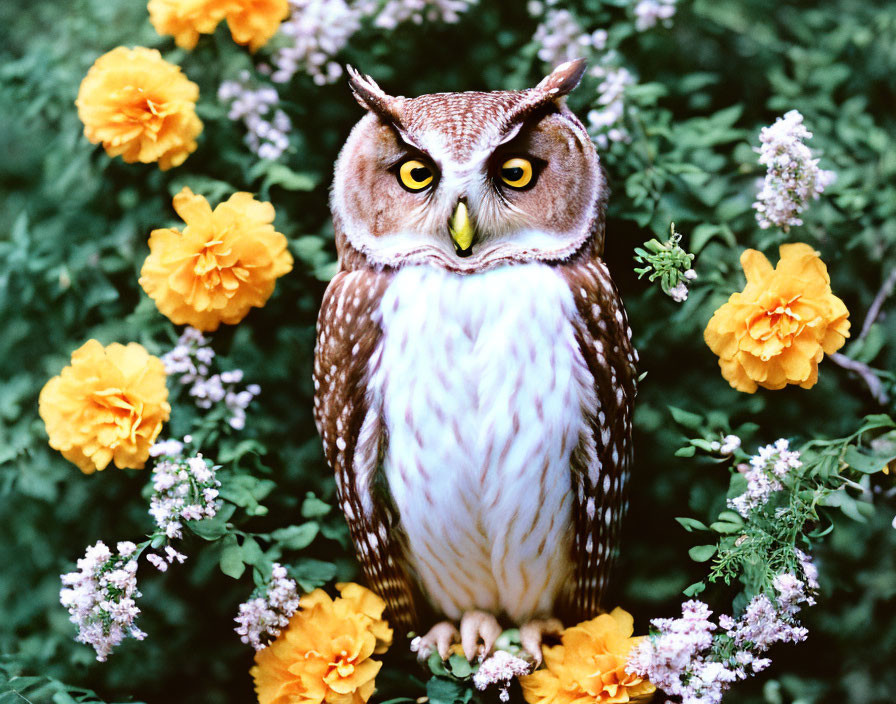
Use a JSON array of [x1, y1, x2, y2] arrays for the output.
[[829, 352, 889, 405], [859, 267, 896, 342]]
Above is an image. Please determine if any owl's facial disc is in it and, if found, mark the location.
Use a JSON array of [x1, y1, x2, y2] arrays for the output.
[[334, 60, 606, 272]]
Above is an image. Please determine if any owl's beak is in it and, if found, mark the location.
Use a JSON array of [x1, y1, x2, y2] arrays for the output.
[[448, 201, 475, 257]]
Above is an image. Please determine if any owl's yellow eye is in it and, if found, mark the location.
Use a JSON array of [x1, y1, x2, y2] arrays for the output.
[[499, 157, 534, 189], [398, 159, 434, 192]]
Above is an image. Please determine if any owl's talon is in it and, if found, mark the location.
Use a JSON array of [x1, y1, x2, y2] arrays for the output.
[[520, 618, 563, 666], [416, 621, 460, 661], [460, 610, 502, 661]]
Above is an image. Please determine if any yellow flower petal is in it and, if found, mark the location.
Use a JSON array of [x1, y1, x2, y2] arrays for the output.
[[139, 187, 293, 331], [740, 249, 774, 285], [520, 608, 655, 704], [225, 0, 290, 51], [148, 0, 229, 49], [252, 584, 391, 704], [705, 244, 849, 392], [76, 47, 202, 170], [39, 340, 170, 473]]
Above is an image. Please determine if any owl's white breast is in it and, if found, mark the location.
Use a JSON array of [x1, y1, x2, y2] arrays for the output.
[[370, 263, 591, 622]]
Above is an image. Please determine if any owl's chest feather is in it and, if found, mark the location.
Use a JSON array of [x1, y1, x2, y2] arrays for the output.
[[371, 264, 590, 621]]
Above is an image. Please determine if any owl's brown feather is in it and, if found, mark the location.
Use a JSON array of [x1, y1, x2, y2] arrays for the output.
[[313, 267, 421, 631], [556, 245, 639, 622]]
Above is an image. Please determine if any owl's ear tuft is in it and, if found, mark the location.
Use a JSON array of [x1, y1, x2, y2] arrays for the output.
[[346, 65, 403, 123], [535, 59, 587, 99]]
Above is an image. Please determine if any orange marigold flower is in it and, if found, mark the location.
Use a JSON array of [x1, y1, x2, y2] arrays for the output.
[[148, 0, 288, 51], [251, 583, 390, 704], [225, 0, 290, 51], [704, 243, 850, 392], [148, 0, 230, 50], [519, 608, 656, 704], [76, 47, 203, 170], [39, 341, 170, 474], [139, 187, 293, 331]]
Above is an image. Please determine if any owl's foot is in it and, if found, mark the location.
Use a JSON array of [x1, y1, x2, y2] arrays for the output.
[[520, 618, 563, 666], [414, 621, 459, 661], [460, 610, 502, 661]]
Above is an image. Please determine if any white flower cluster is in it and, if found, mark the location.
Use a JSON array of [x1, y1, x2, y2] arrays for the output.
[[722, 575, 811, 651], [532, 8, 607, 67], [59, 541, 145, 662], [218, 71, 292, 160], [587, 65, 635, 149], [710, 434, 742, 455], [753, 110, 836, 231], [271, 0, 361, 85], [149, 450, 221, 543], [728, 439, 802, 518], [163, 327, 260, 430], [472, 650, 532, 702], [234, 563, 301, 650], [373, 0, 477, 29], [795, 547, 820, 592], [146, 546, 188, 573], [270, 0, 476, 86], [629, 574, 813, 704], [667, 268, 697, 302], [633, 0, 676, 32]]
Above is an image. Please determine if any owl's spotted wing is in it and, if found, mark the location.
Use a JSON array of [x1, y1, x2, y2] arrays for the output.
[[559, 255, 638, 623], [313, 269, 420, 631]]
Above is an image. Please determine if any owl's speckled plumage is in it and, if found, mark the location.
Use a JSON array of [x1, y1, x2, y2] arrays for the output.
[[313, 60, 638, 638]]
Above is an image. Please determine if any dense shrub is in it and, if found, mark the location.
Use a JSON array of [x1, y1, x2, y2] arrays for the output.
[[1, 1, 894, 702]]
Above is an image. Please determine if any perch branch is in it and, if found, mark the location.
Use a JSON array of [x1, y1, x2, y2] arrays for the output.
[[829, 352, 889, 405], [859, 267, 896, 341], [827, 267, 895, 405]]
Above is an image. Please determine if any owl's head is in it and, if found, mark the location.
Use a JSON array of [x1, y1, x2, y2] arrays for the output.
[[331, 59, 605, 273]]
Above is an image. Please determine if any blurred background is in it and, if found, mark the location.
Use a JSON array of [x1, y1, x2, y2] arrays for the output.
[[1, 0, 895, 701]]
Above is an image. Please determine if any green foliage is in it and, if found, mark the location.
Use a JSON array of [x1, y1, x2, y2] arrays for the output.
[[1, 0, 895, 703], [673, 413, 895, 602], [633, 224, 696, 296]]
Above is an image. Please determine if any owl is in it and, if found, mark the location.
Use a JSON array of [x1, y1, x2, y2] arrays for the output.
[[313, 59, 638, 662]]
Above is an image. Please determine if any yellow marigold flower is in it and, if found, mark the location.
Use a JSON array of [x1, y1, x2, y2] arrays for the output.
[[38, 341, 170, 474], [704, 243, 850, 392], [225, 0, 290, 51], [331, 583, 393, 654], [251, 583, 390, 704], [148, 0, 229, 50], [76, 47, 202, 170], [148, 0, 288, 51], [520, 608, 656, 704], [139, 187, 293, 331]]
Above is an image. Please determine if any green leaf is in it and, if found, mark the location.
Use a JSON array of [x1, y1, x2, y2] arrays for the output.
[[188, 503, 236, 540], [688, 544, 718, 562], [257, 162, 319, 192], [301, 493, 332, 519], [675, 517, 708, 532], [292, 559, 338, 592], [447, 654, 473, 678], [426, 677, 472, 704], [271, 523, 319, 550], [668, 406, 703, 430], [675, 446, 697, 457], [683, 581, 706, 597], [240, 536, 264, 566], [843, 446, 893, 474], [426, 652, 450, 677], [717, 510, 744, 525], [219, 536, 245, 579], [861, 414, 896, 430]]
